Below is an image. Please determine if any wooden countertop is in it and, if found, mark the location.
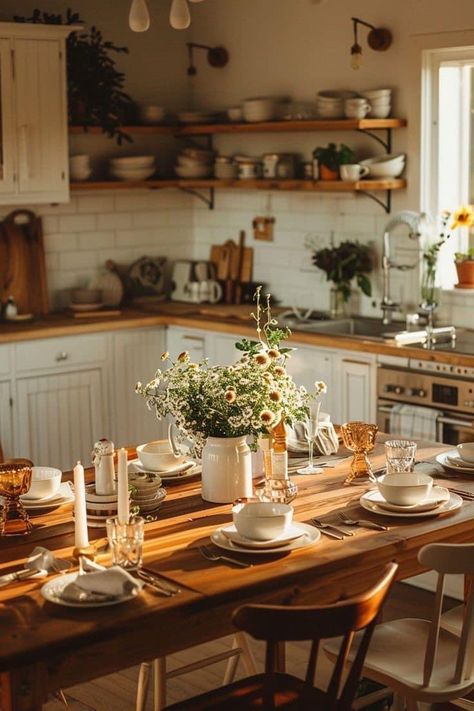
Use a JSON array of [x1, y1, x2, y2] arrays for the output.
[[1, 302, 473, 367]]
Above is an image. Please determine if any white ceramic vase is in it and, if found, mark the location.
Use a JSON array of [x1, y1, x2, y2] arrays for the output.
[[201, 436, 253, 503]]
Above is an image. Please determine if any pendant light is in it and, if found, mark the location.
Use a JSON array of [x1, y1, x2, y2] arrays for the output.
[[129, 0, 151, 32], [169, 0, 191, 29]]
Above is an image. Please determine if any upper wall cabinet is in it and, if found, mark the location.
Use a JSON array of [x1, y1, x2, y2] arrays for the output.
[[0, 22, 75, 205]]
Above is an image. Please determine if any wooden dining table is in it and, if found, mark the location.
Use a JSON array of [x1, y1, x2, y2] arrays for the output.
[[1, 437, 473, 711]]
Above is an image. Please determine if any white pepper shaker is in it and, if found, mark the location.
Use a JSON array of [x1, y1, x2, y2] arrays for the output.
[[91, 438, 116, 495]]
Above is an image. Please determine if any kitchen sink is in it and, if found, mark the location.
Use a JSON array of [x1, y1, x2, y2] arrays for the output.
[[278, 314, 404, 341]]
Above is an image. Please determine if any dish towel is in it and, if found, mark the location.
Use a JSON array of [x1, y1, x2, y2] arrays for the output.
[[287, 415, 339, 456], [389, 403, 443, 442]]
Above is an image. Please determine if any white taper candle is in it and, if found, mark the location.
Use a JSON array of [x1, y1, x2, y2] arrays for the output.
[[117, 448, 130, 525], [73, 461, 89, 548]]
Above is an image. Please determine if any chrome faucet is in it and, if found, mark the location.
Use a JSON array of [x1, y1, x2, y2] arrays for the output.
[[380, 211, 425, 325]]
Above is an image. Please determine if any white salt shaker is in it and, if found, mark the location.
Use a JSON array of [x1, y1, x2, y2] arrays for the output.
[[92, 438, 116, 495]]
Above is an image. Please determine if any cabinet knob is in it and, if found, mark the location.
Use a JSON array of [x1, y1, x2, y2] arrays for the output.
[[407, 387, 426, 398], [55, 351, 69, 362], [384, 384, 404, 395]]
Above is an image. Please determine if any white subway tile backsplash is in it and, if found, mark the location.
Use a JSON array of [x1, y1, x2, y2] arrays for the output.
[[97, 212, 133, 230], [77, 195, 115, 214], [59, 214, 96, 233], [44, 233, 78, 253], [77, 231, 115, 250], [59, 250, 100, 271]]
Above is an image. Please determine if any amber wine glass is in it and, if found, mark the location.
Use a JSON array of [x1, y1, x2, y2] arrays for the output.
[[0, 462, 33, 536], [341, 422, 378, 484]]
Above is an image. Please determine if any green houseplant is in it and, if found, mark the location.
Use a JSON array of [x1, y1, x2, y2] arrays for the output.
[[313, 143, 354, 181], [14, 9, 135, 144], [454, 247, 474, 288]]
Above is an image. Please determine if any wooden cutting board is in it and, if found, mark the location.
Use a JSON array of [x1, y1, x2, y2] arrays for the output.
[[209, 241, 253, 282]]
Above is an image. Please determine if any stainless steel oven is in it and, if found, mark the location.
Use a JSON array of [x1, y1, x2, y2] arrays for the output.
[[377, 358, 474, 445]]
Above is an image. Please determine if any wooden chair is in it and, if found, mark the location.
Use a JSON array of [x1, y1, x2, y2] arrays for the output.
[[325, 542, 474, 710], [136, 632, 257, 711], [161, 562, 397, 711]]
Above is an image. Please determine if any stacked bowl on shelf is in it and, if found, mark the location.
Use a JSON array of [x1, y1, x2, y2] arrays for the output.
[[361, 89, 392, 118], [69, 154, 92, 181], [175, 147, 214, 179], [360, 153, 405, 178], [316, 90, 358, 119], [110, 155, 156, 181]]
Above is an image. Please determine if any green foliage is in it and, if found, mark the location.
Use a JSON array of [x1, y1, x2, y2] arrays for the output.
[[311, 240, 373, 302], [14, 8, 135, 144], [313, 143, 355, 171], [455, 247, 474, 261]]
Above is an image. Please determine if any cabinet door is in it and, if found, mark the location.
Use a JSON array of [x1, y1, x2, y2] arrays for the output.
[[339, 359, 374, 423], [0, 38, 16, 196], [212, 333, 243, 366], [112, 328, 166, 446], [166, 327, 208, 363], [286, 344, 335, 418], [14, 37, 68, 201], [0, 380, 13, 459], [15, 369, 106, 470]]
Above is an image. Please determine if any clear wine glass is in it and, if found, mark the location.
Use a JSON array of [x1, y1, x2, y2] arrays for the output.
[[297, 400, 324, 474]]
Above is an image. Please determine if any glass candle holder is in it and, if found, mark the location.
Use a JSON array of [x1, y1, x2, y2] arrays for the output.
[[106, 516, 145, 570], [385, 440, 417, 474], [341, 421, 378, 484], [0, 462, 33, 536]]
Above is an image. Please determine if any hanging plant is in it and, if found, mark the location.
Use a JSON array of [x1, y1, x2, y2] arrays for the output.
[[14, 9, 135, 144]]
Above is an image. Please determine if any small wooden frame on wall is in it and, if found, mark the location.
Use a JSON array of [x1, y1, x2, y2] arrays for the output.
[[253, 216, 275, 241]]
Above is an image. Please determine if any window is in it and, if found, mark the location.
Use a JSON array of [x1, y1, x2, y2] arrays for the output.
[[421, 46, 474, 288]]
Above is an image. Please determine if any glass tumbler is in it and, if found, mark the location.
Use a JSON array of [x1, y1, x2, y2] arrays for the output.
[[106, 516, 145, 570], [385, 440, 417, 474]]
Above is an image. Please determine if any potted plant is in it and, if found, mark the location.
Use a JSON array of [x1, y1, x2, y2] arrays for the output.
[[454, 248, 474, 288], [309, 239, 373, 317], [313, 143, 354, 181]]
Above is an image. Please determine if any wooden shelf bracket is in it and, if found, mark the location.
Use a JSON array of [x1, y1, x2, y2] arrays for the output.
[[178, 185, 215, 210], [356, 126, 392, 153], [362, 189, 392, 214]]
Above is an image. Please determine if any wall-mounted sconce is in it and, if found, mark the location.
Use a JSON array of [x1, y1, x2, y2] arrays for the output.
[[187, 43, 229, 76], [350, 17, 392, 70]]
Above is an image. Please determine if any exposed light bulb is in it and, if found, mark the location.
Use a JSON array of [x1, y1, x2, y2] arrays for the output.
[[129, 0, 150, 32], [170, 0, 191, 29], [350, 44, 362, 70]]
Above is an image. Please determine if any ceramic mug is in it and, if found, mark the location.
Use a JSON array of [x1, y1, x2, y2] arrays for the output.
[[199, 280, 223, 304], [340, 164, 370, 181], [344, 99, 371, 119]]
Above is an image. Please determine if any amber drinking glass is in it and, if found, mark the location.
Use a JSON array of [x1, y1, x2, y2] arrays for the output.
[[0, 462, 33, 536], [341, 421, 378, 484]]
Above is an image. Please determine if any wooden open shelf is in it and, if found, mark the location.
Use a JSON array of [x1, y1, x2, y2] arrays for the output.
[[70, 178, 406, 192], [68, 118, 407, 137]]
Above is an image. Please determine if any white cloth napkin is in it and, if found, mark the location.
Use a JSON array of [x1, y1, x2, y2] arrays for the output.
[[62, 566, 143, 602], [389, 404, 442, 442], [287, 418, 339, 456]]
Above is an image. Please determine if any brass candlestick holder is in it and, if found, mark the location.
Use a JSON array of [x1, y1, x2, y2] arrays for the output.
[[341, 421, 378, 484]]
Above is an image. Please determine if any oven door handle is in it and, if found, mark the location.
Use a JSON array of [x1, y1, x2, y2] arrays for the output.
[[377, 404, 473, 429]]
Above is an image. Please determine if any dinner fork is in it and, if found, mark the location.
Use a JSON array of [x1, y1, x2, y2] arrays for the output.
[[198, 545, 251, 568], [311, 518, 354, 537], [338, 513, 389, 531]]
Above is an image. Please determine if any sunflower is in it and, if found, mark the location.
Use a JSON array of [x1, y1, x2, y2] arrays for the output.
[[451, 205, 474, 230]]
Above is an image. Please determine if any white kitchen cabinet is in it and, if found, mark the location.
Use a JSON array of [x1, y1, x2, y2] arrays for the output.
[[337, 353, 376, 424], [166, 326, 209, 363], [15, 369, 107, 470], [212, 332, 245, 365], [0, 23, 73, 205], [286, 343, 336, 418], [0, 380, 13, 459], [111, 327, 166, 446]]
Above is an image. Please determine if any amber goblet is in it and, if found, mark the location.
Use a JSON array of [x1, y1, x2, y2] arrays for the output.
[[341, 422, 378, 484], [0, 462, 33, 536]]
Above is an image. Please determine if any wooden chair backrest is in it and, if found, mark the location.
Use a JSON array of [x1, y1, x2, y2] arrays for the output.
[[233, 562, 397, 711], [0, 442, 3, 463], [419, 542, 474, 687]]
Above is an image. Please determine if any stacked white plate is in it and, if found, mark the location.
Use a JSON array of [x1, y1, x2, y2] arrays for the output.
[[129, 471, 166, 517], [84, 485, 118, 529], [316, 90, 358, 119], [110, 155, 156, 181], [360, 485, 461, 518], [175, 147, 213, 179], [128, 457, 200, 484], [211, 522, 320, 554], [437, 450, 474, 475], [10, 481, 75, 512]]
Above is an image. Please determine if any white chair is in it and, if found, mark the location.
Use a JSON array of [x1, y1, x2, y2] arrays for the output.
[[324, 542, 474, 711], [136, 632, 257, 711], [440, 602, 474, 710]]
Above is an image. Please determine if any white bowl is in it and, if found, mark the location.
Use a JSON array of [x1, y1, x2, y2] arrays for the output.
[[316, 105, 344, 119], [177, 154, 211, 167], [137, 441, 187, 472], [214, 162, 237, 179], [111, 167, 156, 181], [317, 90, 358, 100], [242, 97, 276, 122], [368, 106, 392, 119], [227, 106, 243, 122], [110, 155, 155, 168], [182, 147, 215, 162], [360, 153, 405, 178], [362, 89, 392, 99], [24, 466, 62, 500], [175, 164, 212, 179], [377, 473, 433, 506], [457, 443, 474, 463], [70, 169, 92, 182], [232, 502, 293, 541]]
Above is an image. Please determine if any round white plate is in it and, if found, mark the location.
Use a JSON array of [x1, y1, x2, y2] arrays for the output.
[[446, 453, 474, 470], [41, 572, 139, 608], [160, 465, 201, 483], [368, 486, 450, 513], [129, 458, 194, 476], [360, 488, 462, 518], [211, 522, 320, 554], [436, 451, 474, 475], [221, 523, 307, 549], [20, 484, 74, 510]]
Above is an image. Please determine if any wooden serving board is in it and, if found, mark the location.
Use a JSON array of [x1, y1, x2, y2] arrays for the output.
[[209, 241, 253, 282]]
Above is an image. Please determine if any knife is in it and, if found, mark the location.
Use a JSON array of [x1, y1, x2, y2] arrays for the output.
[[354, 520, 389, 531], [137, 570, 180, 595], [312, 526, 344, 540], [0, 567, 46, 587]]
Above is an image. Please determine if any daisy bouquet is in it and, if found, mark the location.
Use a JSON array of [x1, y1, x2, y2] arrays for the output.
[[136, 288, 317, 456]]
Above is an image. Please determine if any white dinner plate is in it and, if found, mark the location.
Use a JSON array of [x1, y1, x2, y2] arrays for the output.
[[14, 482, 74, 510], [129, 458, 195, 476], [360, 488, 462, 518], [436, 451, 474, 475], [368, 486, 450, 513], [41, 572, 139, 608], [446, 454, 474, 471], [211, 522, 320, 554], [221, 523, 306, 549], [160, 464, 201, 483]]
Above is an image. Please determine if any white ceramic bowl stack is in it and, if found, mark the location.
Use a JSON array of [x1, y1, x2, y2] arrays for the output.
[[361, 89, 392, 118], [110, 155, 156, 181], [316, 90, 357, 119], [175, 146, 214, 179], [69, 154, 92, 182], [24, 467, 62, 501], [70, 288, 103, 312], [214, 156, 237, 179], [129, 471, 166, 517], [360, 153, 406, 178], [242, 97, 276, 123]]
